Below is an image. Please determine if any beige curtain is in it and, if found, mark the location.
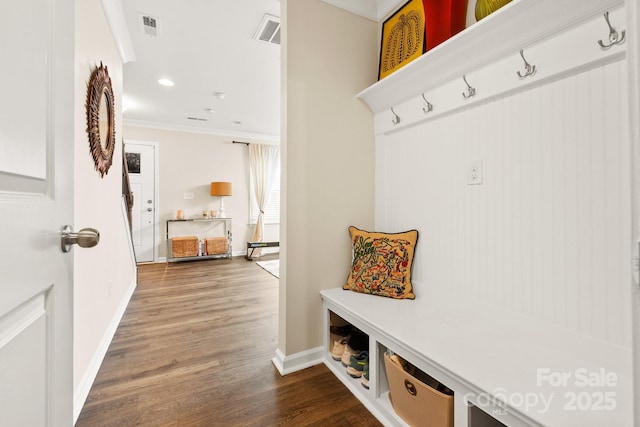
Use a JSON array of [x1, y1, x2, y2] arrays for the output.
[[250, 144, 280, 257]]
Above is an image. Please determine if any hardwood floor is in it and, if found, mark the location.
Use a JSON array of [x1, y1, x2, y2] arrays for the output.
[[76, 256, 381, 426]]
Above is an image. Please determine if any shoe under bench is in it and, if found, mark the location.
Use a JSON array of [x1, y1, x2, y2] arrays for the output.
[[320, 288, 631, 427]]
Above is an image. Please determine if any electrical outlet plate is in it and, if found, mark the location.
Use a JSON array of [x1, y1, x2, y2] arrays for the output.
[[467, 160, 483, 185], [184, 192, 194, 200]]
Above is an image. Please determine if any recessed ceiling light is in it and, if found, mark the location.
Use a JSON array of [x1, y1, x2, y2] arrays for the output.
[[205, 108, 215, 114], [213, 91, 226, 99], [158, 78, 174, 87], [232, 120, 242, 125]]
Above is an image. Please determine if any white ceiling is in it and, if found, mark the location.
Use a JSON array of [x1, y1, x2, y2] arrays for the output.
[[121, 0, 282, 142], [118, 0, 401, 142]]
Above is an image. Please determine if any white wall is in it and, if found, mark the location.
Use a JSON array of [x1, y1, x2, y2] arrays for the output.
[[123, 125, 278, 258], [281, 0, 377, 355], [376, 55, 633, 349], [73, 0, 137, 419]]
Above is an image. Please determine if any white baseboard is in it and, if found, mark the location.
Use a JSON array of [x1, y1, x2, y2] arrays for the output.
[[271, 346, 323, 376], [73, 277, 137, 424]]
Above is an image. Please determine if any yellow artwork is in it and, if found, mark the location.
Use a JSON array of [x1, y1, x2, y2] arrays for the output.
[[378, 0, 426, 80], [475, 0, 513, 21]]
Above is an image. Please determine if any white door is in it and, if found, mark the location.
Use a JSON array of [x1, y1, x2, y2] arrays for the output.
[[0, 0, 75, 425], [125, 142, 157, 262]]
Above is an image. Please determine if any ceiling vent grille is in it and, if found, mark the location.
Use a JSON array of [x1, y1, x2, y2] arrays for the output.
[[253, 14, 280, 45], [138, 13, 160, 37]]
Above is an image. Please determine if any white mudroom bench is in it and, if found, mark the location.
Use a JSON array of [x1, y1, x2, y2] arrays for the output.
[[321, 287, 632, 427]]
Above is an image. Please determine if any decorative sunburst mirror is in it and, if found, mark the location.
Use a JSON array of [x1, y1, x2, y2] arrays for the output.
[[86, 62, 115, 177]]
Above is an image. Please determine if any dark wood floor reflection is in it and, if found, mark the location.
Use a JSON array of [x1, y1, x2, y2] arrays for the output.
[[76, 255, 381, 426]]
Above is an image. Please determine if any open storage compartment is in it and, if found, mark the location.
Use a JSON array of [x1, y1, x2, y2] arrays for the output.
[[468, 404, 507, 427], [327, 312, 371, 387], [323, 304, 455, 427]]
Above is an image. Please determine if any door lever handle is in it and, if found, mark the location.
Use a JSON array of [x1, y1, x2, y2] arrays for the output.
[[60, 225, 100, 252]]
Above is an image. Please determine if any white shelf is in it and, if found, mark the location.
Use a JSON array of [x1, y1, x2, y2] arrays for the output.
[[357, 0, 624, 113]]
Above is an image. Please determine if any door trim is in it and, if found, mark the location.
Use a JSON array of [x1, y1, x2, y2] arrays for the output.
[[124, 140, 160, 262]]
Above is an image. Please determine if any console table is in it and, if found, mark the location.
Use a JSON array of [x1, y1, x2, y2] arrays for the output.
[[166, 218, 232, 262]]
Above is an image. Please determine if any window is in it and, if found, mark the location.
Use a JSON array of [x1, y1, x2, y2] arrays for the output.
[[250, 168, 280, 224]]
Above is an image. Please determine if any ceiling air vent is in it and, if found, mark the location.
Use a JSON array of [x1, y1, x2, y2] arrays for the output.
[[253, 14, 280, 45], [138, 13, 160, 37], [186, 117, 208, 122]]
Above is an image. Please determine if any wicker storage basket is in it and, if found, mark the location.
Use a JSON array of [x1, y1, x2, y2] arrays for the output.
[[171, 236, 198, 258], [384, 352, 454, 427], [205, 237, 228, 255]]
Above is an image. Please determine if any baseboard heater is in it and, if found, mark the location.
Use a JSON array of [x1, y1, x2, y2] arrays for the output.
[[245, 241, 279, 260]]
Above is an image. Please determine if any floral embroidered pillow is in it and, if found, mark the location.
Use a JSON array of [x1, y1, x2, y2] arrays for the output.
[[343, 226, 418, 299]]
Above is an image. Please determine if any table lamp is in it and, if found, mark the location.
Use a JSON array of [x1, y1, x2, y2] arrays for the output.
[[210, 182, 232, 218]]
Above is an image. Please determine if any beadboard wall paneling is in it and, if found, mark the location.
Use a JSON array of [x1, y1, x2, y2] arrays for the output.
[[377, 59, 632, 347]]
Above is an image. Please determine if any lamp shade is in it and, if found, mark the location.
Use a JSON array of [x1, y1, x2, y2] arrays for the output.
[[210, 181, 232, 196]]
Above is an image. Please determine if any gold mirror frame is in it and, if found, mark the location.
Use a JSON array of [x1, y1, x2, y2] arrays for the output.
[[86, 62, 115, 177]]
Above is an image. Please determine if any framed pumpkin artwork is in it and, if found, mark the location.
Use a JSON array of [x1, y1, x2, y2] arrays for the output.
[[378, 0, 470, 80], [378, 0, 426, 80]]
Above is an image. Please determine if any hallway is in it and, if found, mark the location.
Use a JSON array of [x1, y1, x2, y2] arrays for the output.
[[76, 256, 380, 426]]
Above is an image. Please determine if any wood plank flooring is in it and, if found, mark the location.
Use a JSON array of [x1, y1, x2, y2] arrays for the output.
[[76, 256, 381, 426]]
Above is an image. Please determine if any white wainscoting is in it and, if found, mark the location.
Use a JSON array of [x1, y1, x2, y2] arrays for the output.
[[376, 57, 632, 348]]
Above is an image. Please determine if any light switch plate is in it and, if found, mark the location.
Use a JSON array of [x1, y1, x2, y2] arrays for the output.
[[183, 192, 194, 199]]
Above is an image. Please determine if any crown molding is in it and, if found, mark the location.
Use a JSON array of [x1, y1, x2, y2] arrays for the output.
[[123, 119, 280, 143], [320, 0, 378, 21], [320, 0, 403, 22]]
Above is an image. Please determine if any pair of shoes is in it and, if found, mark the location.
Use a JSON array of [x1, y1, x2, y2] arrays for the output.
[[330, 324, 354, 361], [361, 360, 370, 389], [347, 351, 369, 379], [340, 331, 368, 366], [331, 337, 349, 361]]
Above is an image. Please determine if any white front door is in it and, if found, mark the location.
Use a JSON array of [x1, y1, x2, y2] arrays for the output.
[[0, 0, 75, 425], [125, 142, 157, 262]]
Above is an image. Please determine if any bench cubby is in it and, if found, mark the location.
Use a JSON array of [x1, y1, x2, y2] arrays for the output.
[[468, 405, 507, 427], [321, 288, 631, 426]]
